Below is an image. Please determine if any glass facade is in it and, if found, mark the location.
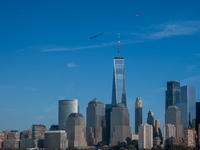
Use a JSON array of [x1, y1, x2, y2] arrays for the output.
[[196, 102, 200, 134], [111, 57, 126, 107], [177, 85, 196, 128], [59, 100, 78, 130], [165, 81, 180, 111]]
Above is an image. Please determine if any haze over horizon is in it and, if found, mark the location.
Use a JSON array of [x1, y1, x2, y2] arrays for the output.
[[0, 0, 200, 133]]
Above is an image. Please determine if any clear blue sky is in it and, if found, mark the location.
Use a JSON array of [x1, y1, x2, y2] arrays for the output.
[[0, 0, 200, 133]]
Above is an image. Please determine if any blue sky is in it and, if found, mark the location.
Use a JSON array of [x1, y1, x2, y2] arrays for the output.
[[0, 0, 200, 133]]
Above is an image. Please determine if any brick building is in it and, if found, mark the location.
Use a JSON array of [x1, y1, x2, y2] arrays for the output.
[[3, 130, 20, 149], [172, 137, 183, 145], [32, 124, 47, 148], [20, 129, 32, 139], [183, 127, 196, 147], [3, 130, 10, 140]]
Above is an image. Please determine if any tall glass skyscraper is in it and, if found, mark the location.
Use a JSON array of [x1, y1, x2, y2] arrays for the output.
[[177, 85, 196, 128], [165, 81, 180, 111], [111, 56, 126, 107]]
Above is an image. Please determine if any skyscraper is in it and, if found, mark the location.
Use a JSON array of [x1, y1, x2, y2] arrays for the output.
[[66, 113, 87, 148], [163, 124, 176, 145], [135, 97, 142, 134], [105, 104, 112, 144], [177, 85, 196, 128], [165, 81, 180, 111], [196, 102, 200, 135], [59, 100, 78, 130], [111, 34, 126, 107], [183, 127, 196, 147], [110, 103, 131, 146], [86, 98, 105, 146], [165, 106, 182, 125], [155, 119, 162, 140], [147, 108, 155, 138], [165, 106, 183, 137], [138, 124, 153, 149]]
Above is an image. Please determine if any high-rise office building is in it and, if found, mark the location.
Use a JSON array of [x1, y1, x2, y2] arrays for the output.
[[105, 104, 112, 144], [59, 100, 78, 130], [86, 98, 105, 146], [165, 106, 182, 125], [138, 124, 153, 149], [66, 113, 87, 148], [165, 81, 180, 111], [155, 119, 162, 140], [111, 34, 126, 107], [165, 106, 183, 137], [177, 85, 196, 128], [196, 102, 200, 135], [135, 97, 142, 134], [183, 127, 196, 147], [147, 108, 155, 138], [163, 124, 176, 145], [110, 103, 131, 146]]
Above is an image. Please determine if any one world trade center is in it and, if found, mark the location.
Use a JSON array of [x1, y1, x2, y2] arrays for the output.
[[111, 34, 126, 107]]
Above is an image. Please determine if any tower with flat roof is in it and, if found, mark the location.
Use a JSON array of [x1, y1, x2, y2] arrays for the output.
[[165, 81, 180, 111], [177, 85, 196, 128], [59, 100, 78, 130]]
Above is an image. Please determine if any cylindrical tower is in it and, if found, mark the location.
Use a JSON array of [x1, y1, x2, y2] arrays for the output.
[[59, 100, 78, 130]]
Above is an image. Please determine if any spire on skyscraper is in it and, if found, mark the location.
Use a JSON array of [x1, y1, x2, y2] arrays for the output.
[[111, 34, 126, 107], [118, 33, 120, 57]]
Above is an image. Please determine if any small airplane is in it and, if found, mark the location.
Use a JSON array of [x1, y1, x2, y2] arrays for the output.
[[89, 33, 104, 39], [136, 13, 141, 16]]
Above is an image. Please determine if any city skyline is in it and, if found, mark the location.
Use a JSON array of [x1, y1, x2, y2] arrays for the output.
[[0, 0, 200, 133]]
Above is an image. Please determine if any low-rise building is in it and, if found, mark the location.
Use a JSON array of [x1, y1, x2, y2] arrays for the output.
[[44, 130, 68, 149]]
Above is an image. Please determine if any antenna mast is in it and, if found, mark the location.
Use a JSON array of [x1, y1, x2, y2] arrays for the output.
[[118, 33, 120, 57]]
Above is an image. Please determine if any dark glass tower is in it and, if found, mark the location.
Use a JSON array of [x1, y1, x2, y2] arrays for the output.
[[165, 81, 180, 111], [111, 34, 126, 107], [177, 85, 196, 128], [196, 102, 200, 135]]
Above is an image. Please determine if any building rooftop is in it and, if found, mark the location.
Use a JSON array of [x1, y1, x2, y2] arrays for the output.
[[69, 113, 84, 118], [154, 137, 161, 140], [115, 103, 125, 107], [167, 106, 179, 109], [89, 98, 103, 104]]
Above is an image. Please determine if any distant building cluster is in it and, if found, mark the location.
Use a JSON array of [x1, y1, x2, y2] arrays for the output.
[[1, 43, 200, 150]]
